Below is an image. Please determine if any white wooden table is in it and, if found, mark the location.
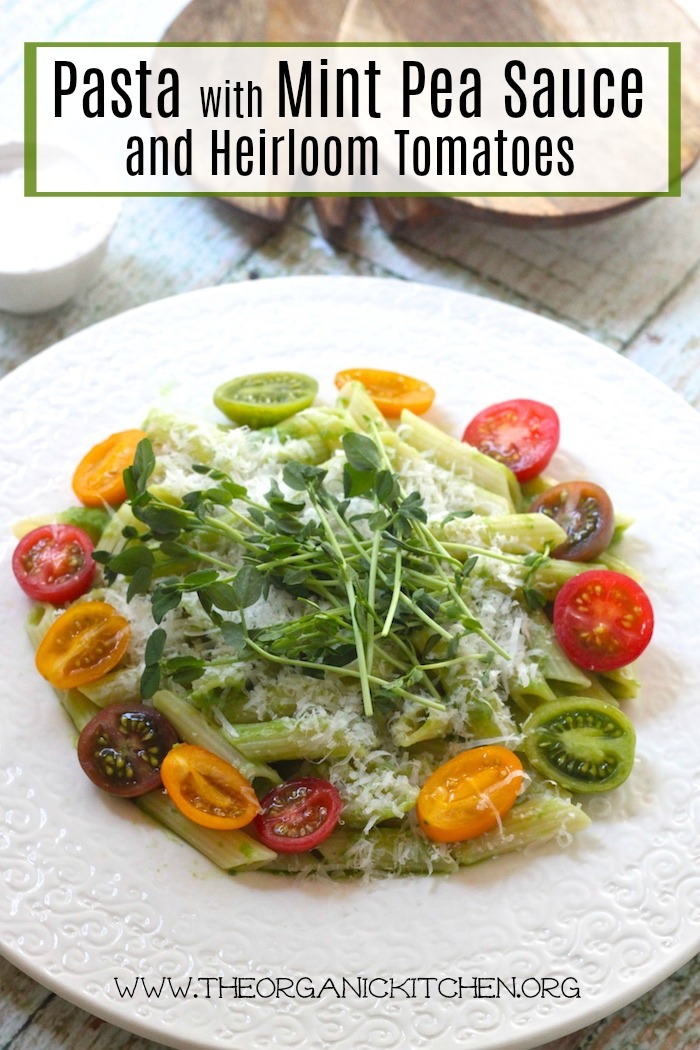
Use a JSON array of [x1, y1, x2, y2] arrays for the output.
[[1, 2, 699, 1048]]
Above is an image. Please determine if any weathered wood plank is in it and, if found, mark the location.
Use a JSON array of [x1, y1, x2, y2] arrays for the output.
[[624, 262, 700, 408], [4, 991, 162, 1050], [380, 161, 700, 350], [0, 956, 53, 1045], [340, 0, 700, 226], [292, 197, 562, 315], [538, 952, 700, 1050]]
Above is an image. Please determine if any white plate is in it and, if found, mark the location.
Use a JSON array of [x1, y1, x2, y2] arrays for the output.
[[1, 276, 699, 1050]]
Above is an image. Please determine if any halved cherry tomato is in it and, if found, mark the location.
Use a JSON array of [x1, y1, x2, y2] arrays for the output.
[[160, 743, 261, 830], [522, 697, 635, 794], [530, 481, 615, 562], [77, 702, 179, 798], [72, 429, 147, 507], [463, 399, 560, 482], [416, 745, 523, 843], [214, 372, 318, 427], [334, 368, 435, 418], [553, 570, 654, 672], [35, 600, 131, 689], [12, 524, 95, 604], [253, 777, 342, 853]]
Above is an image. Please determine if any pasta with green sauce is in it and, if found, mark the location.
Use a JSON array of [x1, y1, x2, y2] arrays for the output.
[[20, 377, 650, 877]]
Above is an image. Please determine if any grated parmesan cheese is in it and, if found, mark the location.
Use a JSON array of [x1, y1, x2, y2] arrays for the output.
[[82, 405, 587, 876]]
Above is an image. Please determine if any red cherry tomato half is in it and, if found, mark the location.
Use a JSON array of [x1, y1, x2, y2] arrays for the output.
[[77, 702, 179, 798], [463, 399, 560, 482], [553, 570, 654, 672], [530, 481, 615, 562], [253, 777, 343, 853], [12, 524, 96, 605]]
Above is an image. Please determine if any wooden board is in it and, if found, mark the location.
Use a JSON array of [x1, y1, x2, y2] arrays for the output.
[[162, 0, 700, 229], [339, 0, 700, 226], [162, 0, 351, 227]]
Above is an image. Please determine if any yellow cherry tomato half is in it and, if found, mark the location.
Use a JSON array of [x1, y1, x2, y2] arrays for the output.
[[160, 744, 261, 830], [416, 745, 524, 843], [334, 368, 435, 418], [72, 429, 147, 507], [35, 600, 131, 690]]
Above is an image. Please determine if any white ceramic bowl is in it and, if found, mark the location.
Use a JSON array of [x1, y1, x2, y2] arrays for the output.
[[0, 140, 121, 315]]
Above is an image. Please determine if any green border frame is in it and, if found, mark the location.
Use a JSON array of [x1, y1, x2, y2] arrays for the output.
[[24, 42, 38, 195], [24, 41, 682, 198]]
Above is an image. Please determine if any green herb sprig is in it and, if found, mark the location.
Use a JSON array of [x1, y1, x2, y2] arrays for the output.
[[96, 431, 510, 715]]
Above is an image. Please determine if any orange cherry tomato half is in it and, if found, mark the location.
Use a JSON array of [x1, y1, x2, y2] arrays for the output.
[[416, 745, 524, 843], [334, 368, 435, 418], [35, 600, 131, 690], [160, 744, 261, 830], [72, 429, 147, 507]]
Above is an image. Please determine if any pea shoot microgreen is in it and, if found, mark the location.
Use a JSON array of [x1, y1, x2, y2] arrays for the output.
[[96, 432, 511, 714]]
